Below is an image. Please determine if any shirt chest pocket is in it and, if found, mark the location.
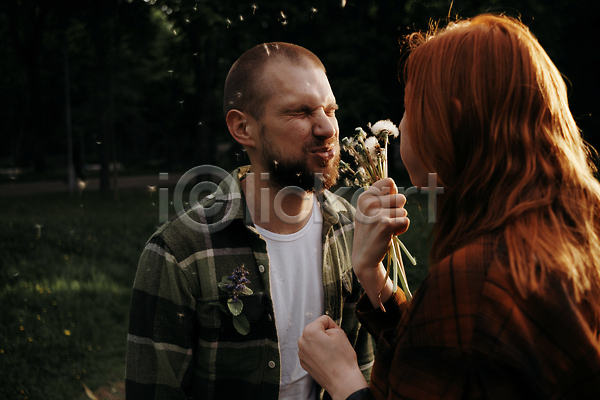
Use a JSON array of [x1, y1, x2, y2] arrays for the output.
[[195, 297, 267, 375]]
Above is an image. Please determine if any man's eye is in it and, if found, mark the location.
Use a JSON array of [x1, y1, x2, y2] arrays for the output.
[[289, 109, 311, 116]]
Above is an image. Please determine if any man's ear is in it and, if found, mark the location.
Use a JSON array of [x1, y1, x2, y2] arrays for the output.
[[226, 109, 256, 148]]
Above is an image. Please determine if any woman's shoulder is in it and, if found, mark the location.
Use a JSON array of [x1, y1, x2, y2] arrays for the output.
[[436, 235, 500, 271], [426, 234, 500, 297]]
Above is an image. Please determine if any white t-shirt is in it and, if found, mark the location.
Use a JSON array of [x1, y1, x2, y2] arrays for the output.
[[255, 197, 324, 400]]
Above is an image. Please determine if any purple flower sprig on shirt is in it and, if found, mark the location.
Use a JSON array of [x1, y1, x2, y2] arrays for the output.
[[210, 265, 253, 335], [340, 120, 416, 309]]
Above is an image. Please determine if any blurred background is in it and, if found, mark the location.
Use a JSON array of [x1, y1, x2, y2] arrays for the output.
[[0, 0, 598, 399]]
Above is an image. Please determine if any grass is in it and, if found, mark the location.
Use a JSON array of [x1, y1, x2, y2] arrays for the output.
[[0, 175, 434, 400], [0, 189, 160, 400]]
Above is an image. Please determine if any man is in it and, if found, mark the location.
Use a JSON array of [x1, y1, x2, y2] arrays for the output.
[[126, 42, 373, 400]]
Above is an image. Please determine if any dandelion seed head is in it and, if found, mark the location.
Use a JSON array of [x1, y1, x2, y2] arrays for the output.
[[355, 127, 367, 141], [356, 167, 370, 185], [341, 136, 357, 151], [365, 136, 380, 155], [370, 119, 399, 139]]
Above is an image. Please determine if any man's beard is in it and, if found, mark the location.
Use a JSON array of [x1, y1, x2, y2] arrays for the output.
[[259, 129, 340, 193]]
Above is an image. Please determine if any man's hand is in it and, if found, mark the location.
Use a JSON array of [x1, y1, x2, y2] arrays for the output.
[[298, 316, 367, 400], [353, 178, 410, 306]]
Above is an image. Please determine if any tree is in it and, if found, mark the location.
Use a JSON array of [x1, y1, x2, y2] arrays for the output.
[[5, 0, 50, 172]]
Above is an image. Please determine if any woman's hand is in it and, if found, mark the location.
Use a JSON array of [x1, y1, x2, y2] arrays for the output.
[[298, 315, 368, 400], [353, 178, 409, 306]]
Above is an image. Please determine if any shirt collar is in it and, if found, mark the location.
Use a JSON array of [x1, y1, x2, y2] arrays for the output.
[[206, 165, 345, 227]]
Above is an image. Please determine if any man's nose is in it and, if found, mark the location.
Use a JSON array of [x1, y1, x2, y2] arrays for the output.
[[312, 109, 337, 139]]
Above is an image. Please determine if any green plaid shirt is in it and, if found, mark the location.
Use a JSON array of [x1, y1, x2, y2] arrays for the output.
[[126, 166, 374, 400]]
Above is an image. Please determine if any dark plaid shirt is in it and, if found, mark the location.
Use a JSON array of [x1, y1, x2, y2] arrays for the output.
[[126, 166, 373, 400], [357, 235, 600, 399]]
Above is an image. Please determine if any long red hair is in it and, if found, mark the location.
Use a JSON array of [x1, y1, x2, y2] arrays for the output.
[[403, 14, 600, 316]]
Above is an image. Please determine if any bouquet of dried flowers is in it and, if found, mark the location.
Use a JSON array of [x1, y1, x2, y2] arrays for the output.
[[341, 120, 416, 309]]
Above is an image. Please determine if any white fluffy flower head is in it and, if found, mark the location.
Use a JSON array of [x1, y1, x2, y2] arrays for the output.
[[364, 136, 380, 159], [355, 127, 367, 141], [370, 119, 399, 139]]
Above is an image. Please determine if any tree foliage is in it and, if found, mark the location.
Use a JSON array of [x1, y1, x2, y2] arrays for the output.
[[1, 0, 597, 182]]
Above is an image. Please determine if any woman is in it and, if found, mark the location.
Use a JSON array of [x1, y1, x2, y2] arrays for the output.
[[298, 14, 600, 399]]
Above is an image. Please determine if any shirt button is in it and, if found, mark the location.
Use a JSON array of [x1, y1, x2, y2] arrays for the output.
[[258, 265, 265, 273], [267, 314, 272, 322], [268, 360, 276, 369]]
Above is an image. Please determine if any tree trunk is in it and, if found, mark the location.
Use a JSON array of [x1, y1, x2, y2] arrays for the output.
[[7, 1, 49, 173], [64, 39, 75, 194]]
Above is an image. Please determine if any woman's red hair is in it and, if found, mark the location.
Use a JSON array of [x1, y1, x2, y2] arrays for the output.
[[403, 14, 600, 318]]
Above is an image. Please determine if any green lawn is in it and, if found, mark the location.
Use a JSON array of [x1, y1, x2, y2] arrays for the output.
[[0, 189, 160, 400], [0, 179, 433, 400]]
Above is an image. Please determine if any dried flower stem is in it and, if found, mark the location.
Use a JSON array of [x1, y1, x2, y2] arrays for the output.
[[342, 121, 416, 308]]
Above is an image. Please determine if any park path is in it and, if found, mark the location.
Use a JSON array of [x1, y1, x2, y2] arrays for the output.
[[0, 173, 184, 197], [84, 381, 125, 400]]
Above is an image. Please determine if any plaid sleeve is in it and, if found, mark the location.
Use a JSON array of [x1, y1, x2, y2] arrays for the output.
[[355, 290, 408, 343], [354, 321, 375, 382], [351, 273, 375, 383], [125, 236, 196, 400]]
